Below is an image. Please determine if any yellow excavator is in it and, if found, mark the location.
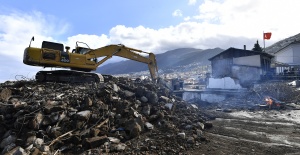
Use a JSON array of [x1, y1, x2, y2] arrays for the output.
[[23, 37, 158, 83]]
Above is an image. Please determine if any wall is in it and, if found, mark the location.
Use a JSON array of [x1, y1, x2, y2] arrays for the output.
[[275, 46, 294, 64], [201, 93, 226, 103], [293, 44, 300, 65], [207, 77, 243, 89], [274, 43, 300, 74], [211, 58, 232, 77], [233, 55, 261, 67], [182, 91, 227, 103], [182, 92, 201, 101], [208, 65, 260, 88], [231, 65, 261, 81]]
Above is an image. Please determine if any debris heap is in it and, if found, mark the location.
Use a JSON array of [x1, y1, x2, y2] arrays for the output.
[[198, 81, 300, 111], [0, 77, 211, 154]]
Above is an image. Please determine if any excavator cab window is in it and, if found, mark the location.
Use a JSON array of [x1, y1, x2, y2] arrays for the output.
[[76, 47, 90, 54], [42, 41, 64, 51]]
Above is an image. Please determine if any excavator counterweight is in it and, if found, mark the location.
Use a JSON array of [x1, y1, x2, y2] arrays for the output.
[[23, 37, 158, 83]]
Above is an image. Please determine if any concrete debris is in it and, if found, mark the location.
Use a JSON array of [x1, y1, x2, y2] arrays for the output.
[[196, 122, 205, 130], [145, 122, 154, 130], [76, 110, 91, 120], [108, 137, 120, 144], [190, 104, 198, 109], [0, 135, 16, 148], [34, 138, 44, 148], [177, 132, 186, 139], [111, 143, 127, 152], [140, 96, 148, 103], [84, 136, 108, 149], [4, 146, 27, 155], [0, 77, 210, 154], [165, 103, 173, 110], [0, 88, 11, 102], [123, 90, 135, 97], [187, 137, 195, 144], [159, 96, 170, 102]]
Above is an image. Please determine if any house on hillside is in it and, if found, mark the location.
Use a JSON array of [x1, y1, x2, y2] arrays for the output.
[[273, 41, 300, 75], [208, 47, 274, 88]]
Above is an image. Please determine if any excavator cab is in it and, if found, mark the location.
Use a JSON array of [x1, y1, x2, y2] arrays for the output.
[[73, 47, 90, 54], [72, 41, 91, 54]]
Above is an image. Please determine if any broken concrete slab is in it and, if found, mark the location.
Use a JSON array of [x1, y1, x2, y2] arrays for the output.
[[123, 90, 135, 97], [76, 110, 91, 121], [177, 132, 186, 139], [159, 96, 170, 103], [111, 143, 127, 152], [108, 137, 120, 144], [4, 146, 27, 155], [0, 135, 16, 149], [0, 88, 11, 102], [84, 136, 108, 149], [165, 103, 173, 110], [140, 96, 148, 103], [145, 122, 154, 130]]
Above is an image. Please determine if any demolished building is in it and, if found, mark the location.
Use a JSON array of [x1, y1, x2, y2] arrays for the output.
[[208, 47, 274, 88]]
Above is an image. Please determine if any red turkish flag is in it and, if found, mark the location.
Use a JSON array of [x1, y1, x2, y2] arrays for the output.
[[264, 32, 272, 40]]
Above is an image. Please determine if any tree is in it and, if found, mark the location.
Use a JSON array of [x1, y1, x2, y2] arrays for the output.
[[252, 40, 263, 52]]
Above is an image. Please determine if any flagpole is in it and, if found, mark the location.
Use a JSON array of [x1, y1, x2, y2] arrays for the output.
[[263, 31, 265, 52]]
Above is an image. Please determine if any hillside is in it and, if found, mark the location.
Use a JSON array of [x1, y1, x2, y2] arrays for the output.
[[96, 48, 224, 74]]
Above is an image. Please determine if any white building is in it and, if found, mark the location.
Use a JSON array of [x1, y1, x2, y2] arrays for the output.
[[273, 41, 300, 74]]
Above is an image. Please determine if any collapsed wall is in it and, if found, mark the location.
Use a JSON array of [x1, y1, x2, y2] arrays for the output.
[[0, 77, 211, 154]]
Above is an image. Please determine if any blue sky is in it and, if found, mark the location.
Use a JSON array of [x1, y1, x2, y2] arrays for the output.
[[1, 0, 198, 38], [0, 0, 300, 82]]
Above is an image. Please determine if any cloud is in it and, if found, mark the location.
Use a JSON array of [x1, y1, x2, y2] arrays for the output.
[[0, 11, 69, 82], [0, 11, 69, 58], [101, 0, 300, 53], [184, 16, 191, 21], [100, 0, 300, 54], [192, 0, 300, 39], [107, 22, 256, 53], [65, 34, 110, 49], [172, 9, 183, 17], [188, 0, 197, 5]]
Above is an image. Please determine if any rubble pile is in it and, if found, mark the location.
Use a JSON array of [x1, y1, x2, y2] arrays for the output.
[[0, 77, 210, 154], [198, 81, 300, 111], [252, 81, 300, 103]]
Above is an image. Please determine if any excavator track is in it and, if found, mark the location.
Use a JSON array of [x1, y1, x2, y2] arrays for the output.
[[35, 70, 104, 83]]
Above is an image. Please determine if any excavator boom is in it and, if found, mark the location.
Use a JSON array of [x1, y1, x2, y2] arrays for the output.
[[23, 38, 158, 83], [86, 44, 158, 80]]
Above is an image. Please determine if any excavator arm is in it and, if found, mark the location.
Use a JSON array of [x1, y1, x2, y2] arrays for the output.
[[85, 44, 158, 80]]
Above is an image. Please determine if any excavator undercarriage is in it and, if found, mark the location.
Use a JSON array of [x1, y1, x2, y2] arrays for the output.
[[35, 70, 104, 83]]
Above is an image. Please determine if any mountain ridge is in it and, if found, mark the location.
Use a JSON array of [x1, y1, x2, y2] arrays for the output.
[[96, 47, 223, 74]]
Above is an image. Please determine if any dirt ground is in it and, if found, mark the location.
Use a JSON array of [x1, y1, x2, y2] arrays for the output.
[[187, 105, 300, 155]]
